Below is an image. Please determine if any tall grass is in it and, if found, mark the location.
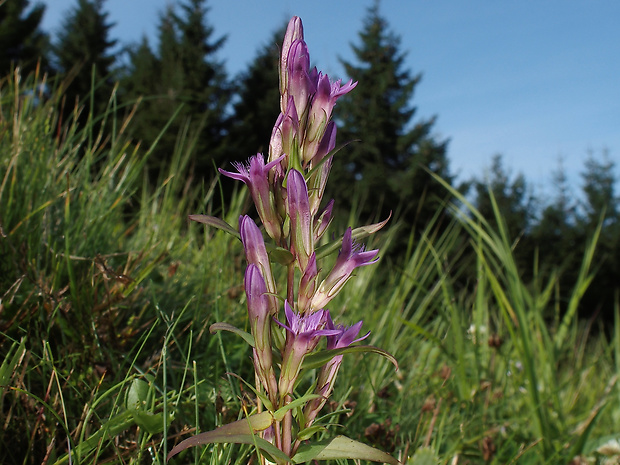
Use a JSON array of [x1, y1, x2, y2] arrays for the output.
[[0, 69, 250, 464], [1, 70, 619, 464], [324, 177, 619, 464]]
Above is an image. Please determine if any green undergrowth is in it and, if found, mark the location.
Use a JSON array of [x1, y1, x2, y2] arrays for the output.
[[1, 71, 619, 465]]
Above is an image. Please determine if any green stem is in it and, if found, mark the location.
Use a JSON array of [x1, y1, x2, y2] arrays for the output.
[[281, 395, 293, 461], [286, 262, 295, 306]]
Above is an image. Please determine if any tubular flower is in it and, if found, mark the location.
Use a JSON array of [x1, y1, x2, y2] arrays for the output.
[[313, 199, 334, 243], [287, 169, 313, 271], [306, 121, 336, 216], [297, 253, 318, 315], [268, 96, 299, 171], [276, 302, 339, 399], [239, 215, 278, 315], [244, 264, 279, 404], [219, 154, 285, 242], [303, 315, 369, 427], [286, 40, 315, 123], [280, 16, 304, 113], [302, 76, 356, 166], [309, 228, 379, 311]]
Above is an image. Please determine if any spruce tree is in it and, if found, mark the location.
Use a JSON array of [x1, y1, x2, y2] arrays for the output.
[[331, 0, 451, 231], [53, 0, 117, 120], [577, 151, 619, 321], [471, 154, 536, 276], [472, 154, 535, 240], [0, 0, 49, 75], [124, 0, 232, 181], [224, 25, 284, 164], [531, 160, 579, 270]]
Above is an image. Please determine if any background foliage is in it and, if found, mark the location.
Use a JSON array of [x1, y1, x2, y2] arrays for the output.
[[1, 0, 620, 464]]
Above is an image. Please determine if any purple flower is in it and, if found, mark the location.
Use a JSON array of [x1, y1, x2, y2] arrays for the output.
[[326, 317, 370, 351], [312, 120, 337, 168], [239, 215, 277, 315], [280, 16, 304, 113], [219, 154, 284, 242], [287, 169, 313, 271], [303, 314, 369, 427], [297, 253, 318, 315], [277, 302, 339, 398], [268, 96, 299, 172], [244, 264, 278, 403], [303, 74, 356, 164], [286, 40, 315, 121], [310, 228, 379, 310], [313, 199, 334, 243]]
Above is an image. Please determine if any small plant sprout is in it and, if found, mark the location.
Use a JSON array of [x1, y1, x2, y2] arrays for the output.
[[174, 16, 398, 465]]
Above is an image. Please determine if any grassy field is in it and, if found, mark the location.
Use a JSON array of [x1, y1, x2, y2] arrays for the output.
[[1, 71, 620, 465]]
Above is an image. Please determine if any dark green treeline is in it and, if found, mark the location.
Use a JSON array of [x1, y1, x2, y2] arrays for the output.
[[1, 0, 618, 321]]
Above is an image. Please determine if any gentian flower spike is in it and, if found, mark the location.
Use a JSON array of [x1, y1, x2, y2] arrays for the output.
[[277, 302, 340, 399], [244, 264, 279, 404], [287, 169, 313, 271], [239, 215, 278, 315], [219, 154, 285, 242], [310, 227, 379, 310]]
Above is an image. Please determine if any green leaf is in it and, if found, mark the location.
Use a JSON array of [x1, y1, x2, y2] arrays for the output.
[[407, 447, 439, 465], [269, 245, 295, 265], [292, 435, 400, 464], [302, 345, 398, 371], [296, 424, 326, 441], [126, 378, 164, 434], [0, 338, 26, 397], [315, 215, 391, 259], [132, 409, 164, 434], [210, 322, 255, 347], [273, 393, 321, 421], [166, 412, 288, 462], [189, 214, 239, 238], [126, 378, 149, 410]]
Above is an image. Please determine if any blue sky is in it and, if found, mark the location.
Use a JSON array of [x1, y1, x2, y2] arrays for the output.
[[40, 0, 620, 198]]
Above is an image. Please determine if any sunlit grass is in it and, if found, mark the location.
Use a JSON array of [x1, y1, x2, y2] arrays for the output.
[[1, 70, 619, 464]]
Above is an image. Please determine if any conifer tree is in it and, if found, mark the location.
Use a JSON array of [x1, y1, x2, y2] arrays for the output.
[[0, 0, 49, 75], [531, 160, 579, 269], [224, 25, 284, 164], [580, 150, 618, 229], [577, 151, 619, 320], [53, 0, 117, 120], [471, 154, 536, 275], [331, 0, 451, 230], [124, 0, 232, 180], [472, 154, 535, 240]]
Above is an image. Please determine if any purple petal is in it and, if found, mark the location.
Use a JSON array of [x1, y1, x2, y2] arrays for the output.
[[287, 169, 313, 270]]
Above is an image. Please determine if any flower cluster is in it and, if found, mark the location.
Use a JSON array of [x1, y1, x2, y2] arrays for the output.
[[173, 16, 396, 465]]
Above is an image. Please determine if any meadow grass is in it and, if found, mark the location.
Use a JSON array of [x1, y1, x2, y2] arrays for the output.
[[1, 71, 619, 464]]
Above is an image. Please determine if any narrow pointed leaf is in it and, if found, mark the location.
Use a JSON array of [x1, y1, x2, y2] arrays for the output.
[[210, 322, 255, 347], [296, 424, 327, 441], [273, 393, 321, 421], [292, 435, 400, 465], [302, 345, 398, 371], [167, 412, 277, 461], [189, 214, 240, 238], [315, 214, 391, 259]]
